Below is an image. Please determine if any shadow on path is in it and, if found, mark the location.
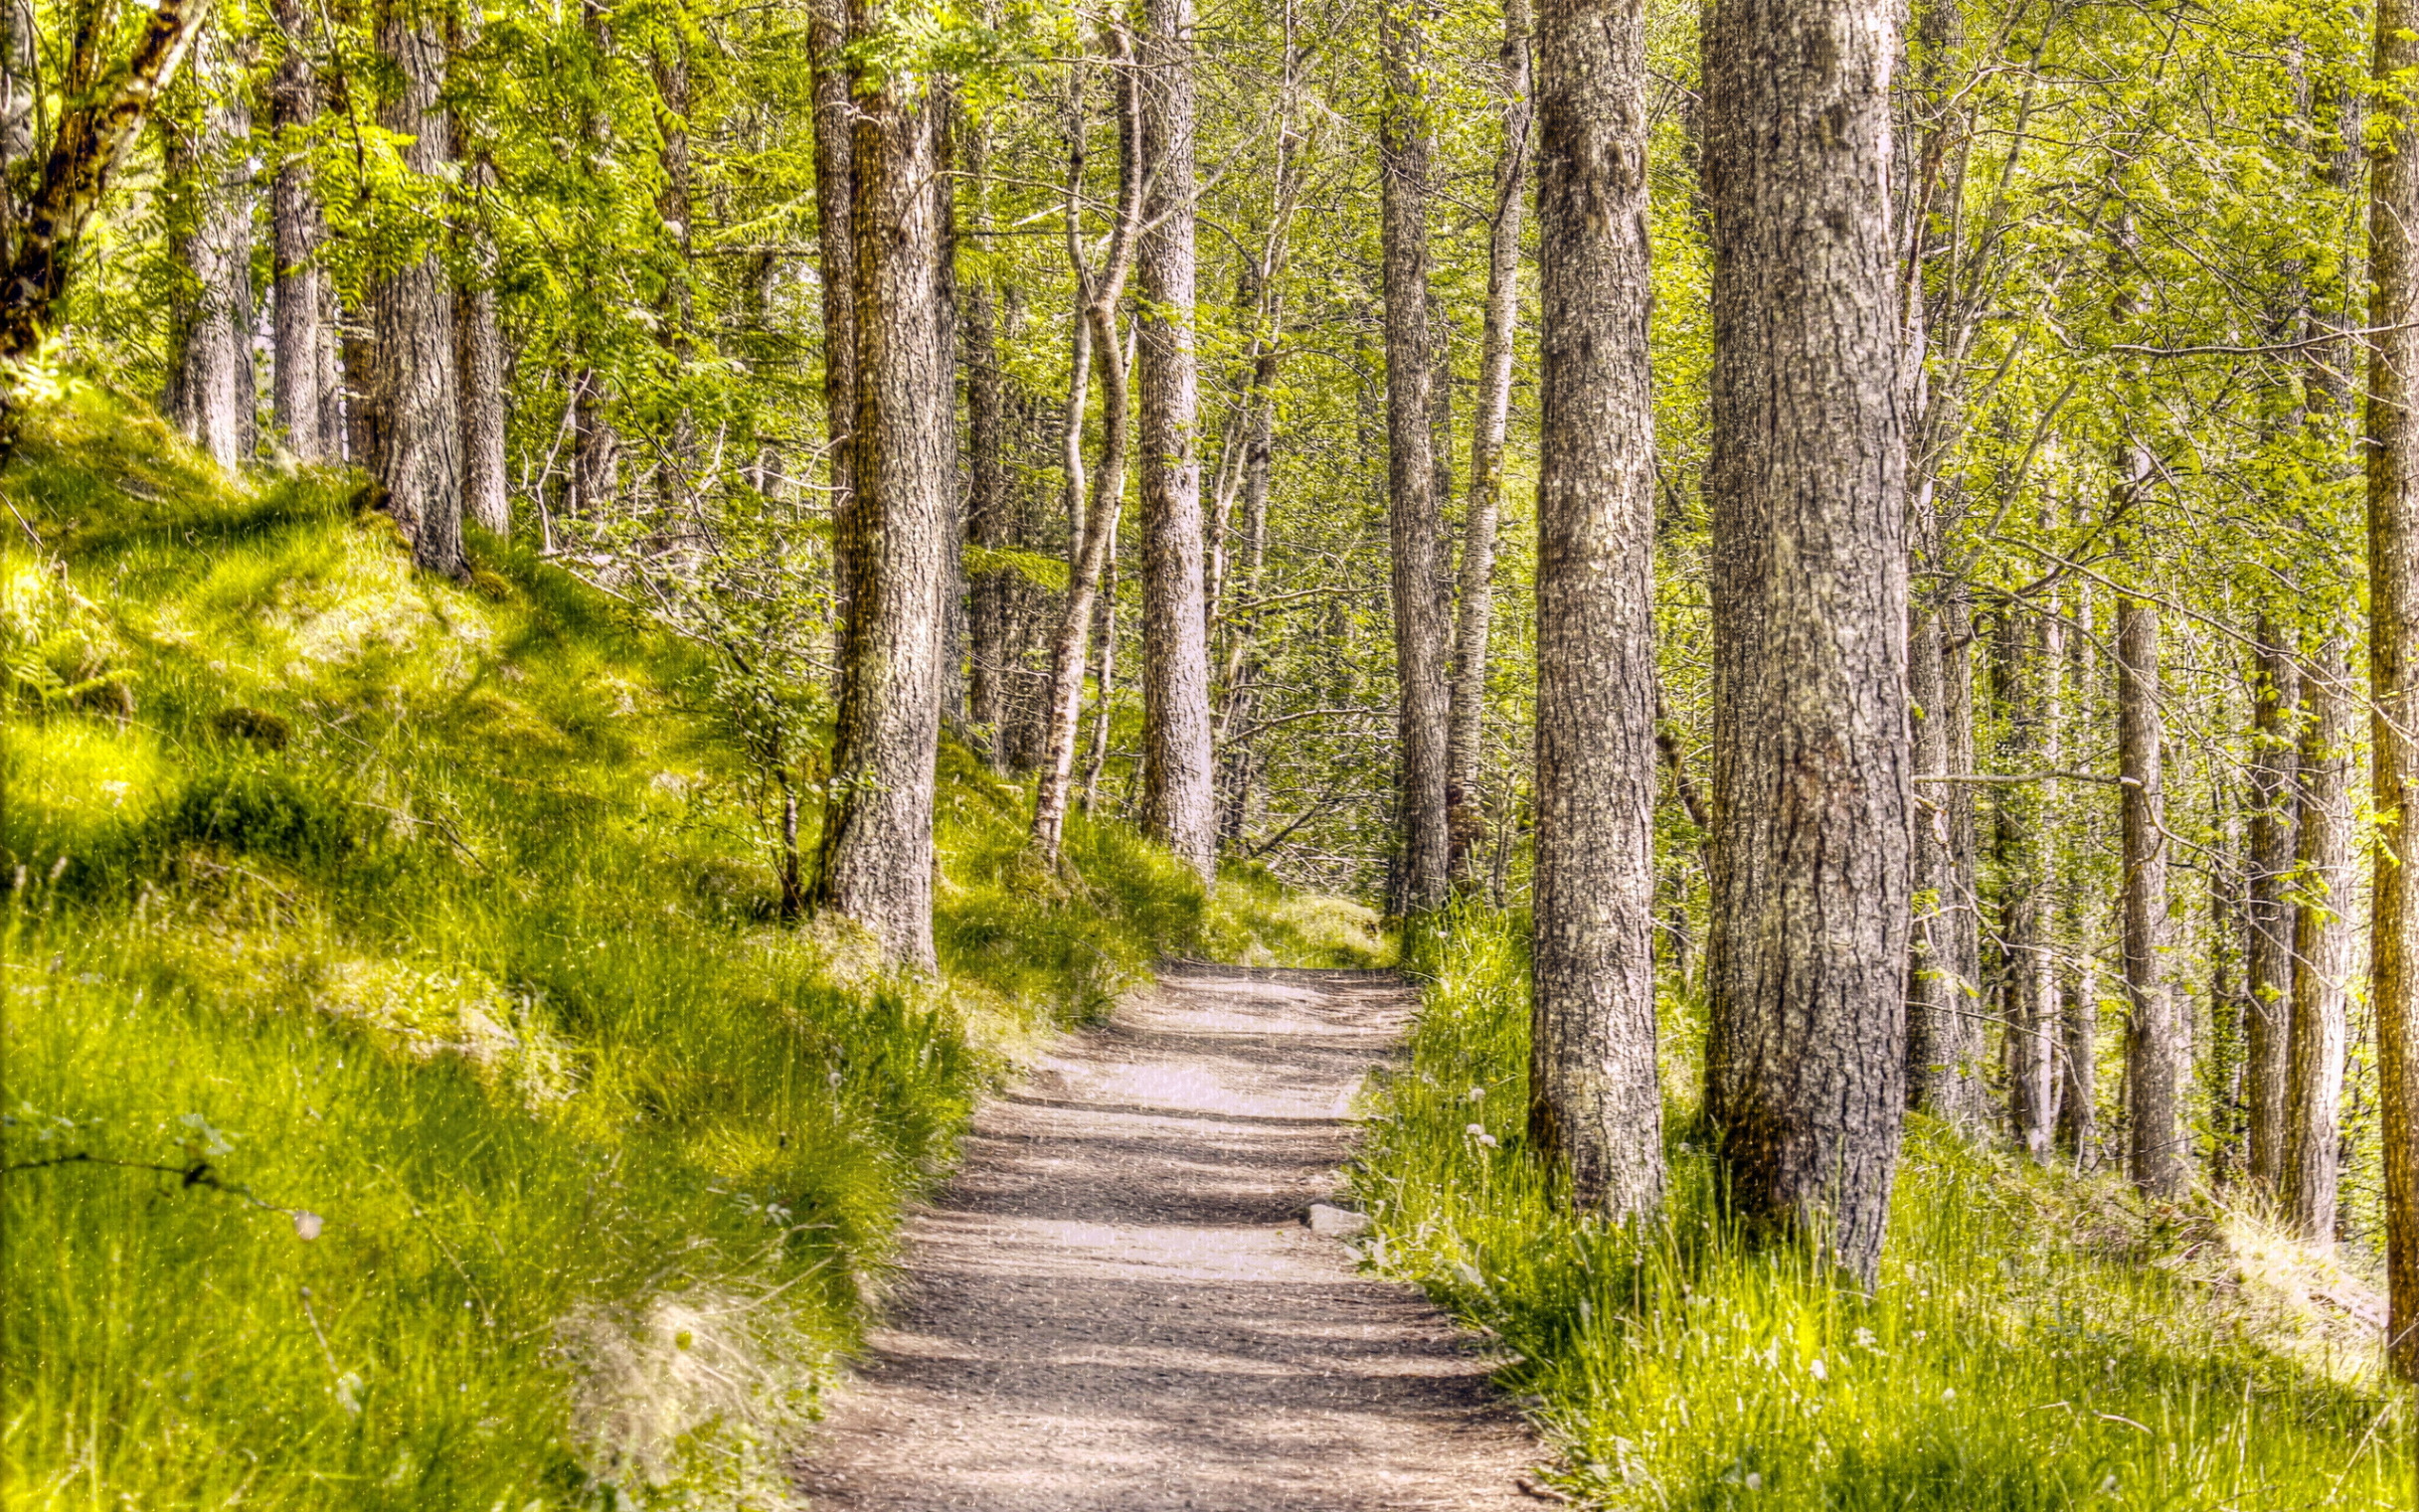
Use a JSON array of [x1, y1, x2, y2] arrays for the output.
[[789, 965, 1541, 1511]]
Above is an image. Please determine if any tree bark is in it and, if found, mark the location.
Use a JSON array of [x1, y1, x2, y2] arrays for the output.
[[1527, 0, 1661, 1220], [1702, 0, 1910, 1284], [808, 0, 857, 622], [1906, 588, 1982, 1120], [2116, 552, 2183, 1198], [811, 23, 952, 969], [1447, 0, 1533, 887], [2371, 0, 2419, 1379], [1033, 50, 1143, 863], [372, 0, 463, 579], [163, 25, 256, 471], [1378, 0, 1452, 915], [268, 0, 332, 461], [455, 184, 508, 535], [2245, 626, 2301, 1195], [2057, 587, 2098, 1165], [2286, 634, 2352, 1246], [961, 121, 1013, 767], [1997, 607, 2057, 1164], [1134, 0, 1217, 883]]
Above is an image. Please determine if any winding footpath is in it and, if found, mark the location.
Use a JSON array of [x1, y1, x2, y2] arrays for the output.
[[790, 964, 1542, 1510]]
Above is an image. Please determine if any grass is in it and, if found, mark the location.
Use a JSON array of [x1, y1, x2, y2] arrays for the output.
[[1353, 905, 2402, 1511], [0, 383, 1386, 1510]]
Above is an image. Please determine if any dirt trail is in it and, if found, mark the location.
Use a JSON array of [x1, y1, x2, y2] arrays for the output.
[[790, 964, 1542, 1511]]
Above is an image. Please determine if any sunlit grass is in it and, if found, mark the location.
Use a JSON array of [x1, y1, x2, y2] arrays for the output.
[[1354, 905, 2402, 1511], [1, 384, 1379, 1509]]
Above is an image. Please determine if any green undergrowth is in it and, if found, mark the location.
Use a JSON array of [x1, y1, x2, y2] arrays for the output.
[[0, 385, 1386, 1510], [1354, 906, 2400, 1511]]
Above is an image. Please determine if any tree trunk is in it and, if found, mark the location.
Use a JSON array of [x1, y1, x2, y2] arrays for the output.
[[455, 195, 508, 535], [2057, 585, 2098, 1165], [808, 0, 857, 622], [1032, 49, 1143, 863], [961, 121, 1013, 767], [1527, 0, 1661, 1220], [1997, 608, 2057, 1164], [2285, 634, 2352, 1246], [163, 26, 256, 471], [372, 0, 463, 579], [565, 0, 618, 520], [1378, 0, 1452, 915], [2116, 550, 2183, 1197], [2371, 0, 2419, 1379], [268, 0, 331, 461], [2245, 625, 2301, 1195], [1702, 0, 1910, 1285], [1447, 0, 1532, 887], [811, 30, 952, 969], [1133, 0, 1217, 883], [1907, 590, 1981, 1120]]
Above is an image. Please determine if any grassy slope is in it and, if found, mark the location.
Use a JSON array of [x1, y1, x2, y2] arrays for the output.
[[0, 388, 1384, 1510], [1356, 909, 2399, 1511]]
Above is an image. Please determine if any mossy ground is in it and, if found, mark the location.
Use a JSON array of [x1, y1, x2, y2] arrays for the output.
[[0, 385, 1386, 1510], [1354, 906, 2401, 1511]]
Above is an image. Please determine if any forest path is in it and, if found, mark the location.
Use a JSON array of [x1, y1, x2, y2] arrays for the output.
[[789, 963, 1542, 1511]]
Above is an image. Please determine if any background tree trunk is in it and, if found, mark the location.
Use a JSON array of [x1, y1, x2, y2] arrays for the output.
[[163, 26, 255, 471], [961, 120, 1013, 767], [1527, 0, 1661, 1220], [1134, 0, 1217, 884], [1447, 0, 1531, 888], [372, 0, 462, 579], [808, 0, 856, 627], [1377, 0, 1451, 915], [2285, 634, 2352, 1245], [1997, 608, 2057, 1164], [268, 0, 330, 461], [2370, 0, 2419, 1378], [2246, 627, 2301, 1195], [812, 38, 951, 968], [1702, 0, 1910, 1284], [1907, 592, 1980, 1119], [2116, 558, 2183, 1197]]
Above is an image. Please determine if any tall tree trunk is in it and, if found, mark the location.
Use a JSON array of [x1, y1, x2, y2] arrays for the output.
[[2367, 0, 2419, 1372], [455, 158, 508, 536], [1133, 0, 1217, 883], [1907, 590, 1982, 1120], [808, 0, 857, 621], [267, 0, 331, 461], [0, 0, 33, 197], [566, 0, 618, 519], [1527, 0, 1661, 1220], [1378, 0, 1451, 915], [163, 26, 256, 471], [372, 0, 462, 579], [2246, 626, 2301, 1195], [961, 120, 1013, 767], [811, 24, 952, 968], [1032, 49, 1142, 863], [1702, 0, 1910, 1284], [2286, 634, 2352, 1246], [2116, 534, 2182, 1197], [1447, 0, 1533, 887], [2057, 584, 2098, 1165], [1998, 607, 2057, 1164]]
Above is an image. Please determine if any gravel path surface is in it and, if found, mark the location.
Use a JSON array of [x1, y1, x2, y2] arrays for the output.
[[789, 963, 1544, 1510]]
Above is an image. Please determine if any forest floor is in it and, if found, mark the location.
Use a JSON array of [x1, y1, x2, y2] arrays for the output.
[[788, 964, 1543, 1511]]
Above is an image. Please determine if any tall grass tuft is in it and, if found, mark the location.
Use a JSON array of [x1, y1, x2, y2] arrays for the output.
[[1355, 904, 2400, 1510], [1, 384, 1376, 1509]]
